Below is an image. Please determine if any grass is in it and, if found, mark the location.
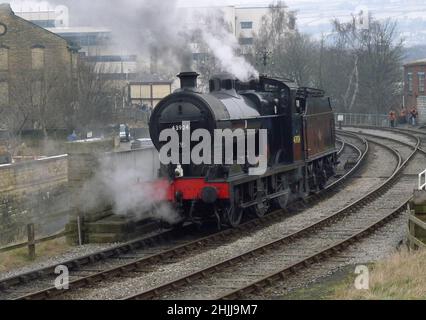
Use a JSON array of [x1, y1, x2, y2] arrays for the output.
[[0, 238, 71, 273], [332, 249, 426, 300]]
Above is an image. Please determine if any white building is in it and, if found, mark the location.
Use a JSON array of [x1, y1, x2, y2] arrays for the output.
[[180, 5, 269, 53]]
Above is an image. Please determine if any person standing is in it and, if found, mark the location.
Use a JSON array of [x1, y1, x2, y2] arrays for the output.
[[389, 110, 396, 128], [400, 108, 407, 124], [410, 108, 419, 126]]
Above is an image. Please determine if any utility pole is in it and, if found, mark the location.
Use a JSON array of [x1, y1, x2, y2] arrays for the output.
[[257, 49, 271, 74]]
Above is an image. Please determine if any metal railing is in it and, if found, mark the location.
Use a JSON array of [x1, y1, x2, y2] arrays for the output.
[[335, 113, 389, 127]]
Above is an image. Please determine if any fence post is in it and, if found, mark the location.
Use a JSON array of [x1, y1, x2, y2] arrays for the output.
[[27, 223, 35, 260], [77, 215, 84, 246]]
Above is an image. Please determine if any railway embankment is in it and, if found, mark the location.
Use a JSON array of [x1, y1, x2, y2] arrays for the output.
[[333, 249, 426, 300], [280, 249, 425, 300]]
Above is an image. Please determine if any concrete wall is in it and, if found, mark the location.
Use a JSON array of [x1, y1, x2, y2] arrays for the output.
[[0, 155, 69, 246]]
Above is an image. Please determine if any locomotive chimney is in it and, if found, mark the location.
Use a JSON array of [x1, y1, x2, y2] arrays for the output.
[[177, 71, 199, 89]]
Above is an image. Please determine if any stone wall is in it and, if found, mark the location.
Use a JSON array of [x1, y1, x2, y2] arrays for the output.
[[0, 155, 69, 246], [0, 137, 161, 246]]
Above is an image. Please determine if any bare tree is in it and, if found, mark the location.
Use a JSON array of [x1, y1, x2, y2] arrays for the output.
[[71, 60, 117, 132], [8, 68, 72, 139], [251, 1, 296, 75], [323, 16, 403, 113]]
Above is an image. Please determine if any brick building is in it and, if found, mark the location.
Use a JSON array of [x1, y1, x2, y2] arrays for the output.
[[404, 59, 426, 123], [0, 3, 79, 131]]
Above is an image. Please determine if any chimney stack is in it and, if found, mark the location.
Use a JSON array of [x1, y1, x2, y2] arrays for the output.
[[177, 71, 199, 89]]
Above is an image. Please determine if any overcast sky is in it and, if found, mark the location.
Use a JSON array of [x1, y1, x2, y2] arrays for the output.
[[177, 0, 321, 8], [8, 0, 426, 46]]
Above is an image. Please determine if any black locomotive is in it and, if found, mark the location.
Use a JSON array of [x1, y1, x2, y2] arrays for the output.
[[149, 72, 337, 227]]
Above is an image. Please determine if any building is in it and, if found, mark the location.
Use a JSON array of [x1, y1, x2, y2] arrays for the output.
[[47, 27, 112, 57], [234, 7, 270, 53], [128, 81, 172, 108], [14, 6, 67, 28], [14, 8, 138, 88], [404, 59, 426, 122], [181, 5, 270, 55], [0, 3, 79, 130]]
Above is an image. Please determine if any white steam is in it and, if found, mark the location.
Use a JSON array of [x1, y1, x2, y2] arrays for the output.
[[20, 0, 259, 81], [202, 30, 259, 81], [79, 155, 180, 225]]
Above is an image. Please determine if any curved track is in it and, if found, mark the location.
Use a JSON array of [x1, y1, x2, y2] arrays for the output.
[[124, 135, 410, 300], [0, 135, 367, 300]]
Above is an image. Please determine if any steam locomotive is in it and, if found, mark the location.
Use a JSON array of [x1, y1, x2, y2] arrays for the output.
[[149, 72, 337, 227]]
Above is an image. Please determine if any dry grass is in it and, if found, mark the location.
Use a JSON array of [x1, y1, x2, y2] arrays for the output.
[[0, 238, 70, 273], [333, 249, 426, 300]]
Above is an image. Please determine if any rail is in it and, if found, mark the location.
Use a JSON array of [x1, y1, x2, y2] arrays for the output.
[[340, 123, 426, 250], [9, 135, 369, 300]]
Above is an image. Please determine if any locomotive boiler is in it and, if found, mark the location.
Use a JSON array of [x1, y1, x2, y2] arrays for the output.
[[149, 72, 337, 227]]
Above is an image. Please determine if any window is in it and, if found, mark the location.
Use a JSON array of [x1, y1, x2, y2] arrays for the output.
[[419, 72, 425, 93], [0, 81, 9, 106], [408, 73, 413, 92], [32, 20, 55, 28], [240, 21, 253, 29], [239, 37, 254, 45], [152, 85, 171, 99], [0, 46, 8, 71], [31, 46, 45, 70]]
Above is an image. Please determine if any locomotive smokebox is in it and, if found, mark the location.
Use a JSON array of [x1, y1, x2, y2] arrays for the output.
[[177, 71, 199, 89]]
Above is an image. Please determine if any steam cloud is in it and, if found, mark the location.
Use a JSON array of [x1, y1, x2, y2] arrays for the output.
[[12, 0, 259, 81], [79, 155, 181, 225]]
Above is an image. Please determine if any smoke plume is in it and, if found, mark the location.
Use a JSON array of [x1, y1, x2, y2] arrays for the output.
[[11, 0, 259, 81]]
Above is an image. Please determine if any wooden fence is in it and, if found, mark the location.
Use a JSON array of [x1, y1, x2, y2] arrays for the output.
[[408, 170, 426, 249], [408, 211, 426, 249], [0, 223, 71, 259]]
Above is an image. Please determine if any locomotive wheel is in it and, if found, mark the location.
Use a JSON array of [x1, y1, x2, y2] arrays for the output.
[[225, 204, 243, 227], [225, 187, 243, 227], [273, 174, 290, 210], [250, 199, 269, 218], [248, 181, 269, 218], [273, 191, 290, 210]]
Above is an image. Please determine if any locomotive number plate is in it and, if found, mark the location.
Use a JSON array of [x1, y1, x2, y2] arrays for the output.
[[172, 124, 190, 131]]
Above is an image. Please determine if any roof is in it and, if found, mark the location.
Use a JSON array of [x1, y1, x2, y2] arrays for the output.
[[46, 27, 112, 35], [0, 4, 72, 46], [404, 59, 426, 67]]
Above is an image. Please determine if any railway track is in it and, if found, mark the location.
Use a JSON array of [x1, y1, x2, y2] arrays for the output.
[[123, 134, 413, 300], [0, 134, 367, 300], [120, 130, 426, 299], [23, 135, 406, 300], [240, 128, 426, 300]]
